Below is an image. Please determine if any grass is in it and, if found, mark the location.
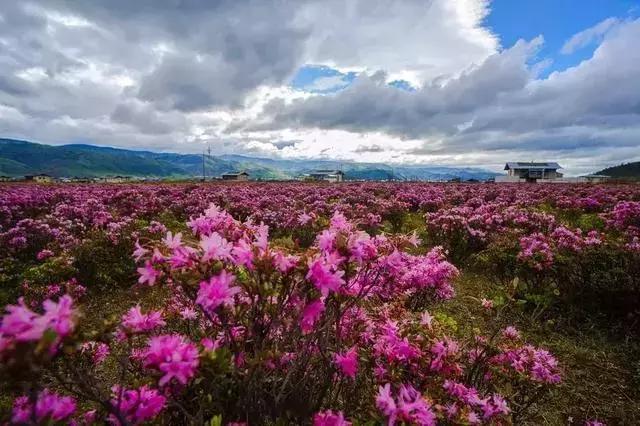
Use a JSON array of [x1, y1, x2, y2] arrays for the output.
[[441, 272, 640, 424]]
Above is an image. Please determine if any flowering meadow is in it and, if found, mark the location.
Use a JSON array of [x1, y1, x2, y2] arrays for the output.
[[1, 182, 639, 425]]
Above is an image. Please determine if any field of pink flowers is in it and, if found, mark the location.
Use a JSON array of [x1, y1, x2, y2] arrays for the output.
[[1, 182, 639, 425]]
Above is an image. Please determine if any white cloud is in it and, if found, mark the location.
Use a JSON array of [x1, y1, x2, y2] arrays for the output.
[[302, 75, 351, 93], [561, 17, 619, 54]]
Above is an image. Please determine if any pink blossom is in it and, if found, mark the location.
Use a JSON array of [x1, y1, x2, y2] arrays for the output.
[[232, 239, 254, 269], [199, 232, 233, 262], [300, 299, 325, 334], [133, 239, 148, 262], [298, 212, 313, 225], [37, 249, 54, 260], [306, 259, 345, 297], [502, 326, 520, 340], [0, 295, 76, 352], [163, 231, 183, 249], [334, 346, 358, 379], [196, 270, 241, 314], [121, 305, 166, 334], [420, 311, 434, 330], [109, 385, 166, 425], [313, 410, 352, 426], [376, 384, 397, 422], [273, 251, 299, 273], [137, 261, 161, 286], [12, 389, 76, 423], [143, 334, 199, 386], [377, 383, 436, 426]]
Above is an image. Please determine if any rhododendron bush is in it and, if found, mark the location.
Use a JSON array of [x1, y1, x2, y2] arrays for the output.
[[1, 182, 639, 424], [1, 201, 561, 424]]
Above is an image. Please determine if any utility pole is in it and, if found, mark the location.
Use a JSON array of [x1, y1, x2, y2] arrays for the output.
[[202, 150, 206, 182], [207, 144, 211, 182]]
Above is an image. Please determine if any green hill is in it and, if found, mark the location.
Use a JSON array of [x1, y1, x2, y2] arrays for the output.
[[596, 162, 640, 179], [0, 138, 499, 181]]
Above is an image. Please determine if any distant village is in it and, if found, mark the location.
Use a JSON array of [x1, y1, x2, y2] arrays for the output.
[[0, 169, 347, 184], [0, 163, 614, 184]]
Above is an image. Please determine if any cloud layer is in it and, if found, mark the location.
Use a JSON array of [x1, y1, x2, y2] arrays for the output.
[[0, 1, 638, 174]]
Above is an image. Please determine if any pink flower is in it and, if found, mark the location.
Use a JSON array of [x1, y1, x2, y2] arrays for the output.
[[377, 383, 436, 426], [0, 295, 76, 353], [376, 384, 397, 421], [306, 259, 345, 297], [420, 311, 434, 330], [37, 249, 54, 260], [12, 389, 76, 423], [109, 385, 166, 425], [133, 239, 148, 262], [300, 299, 325, 334], [196, 271, 241, 314], [82, 341, 111, 364], [143, 334, 199, 386], [298, 212, 313, 225], [121, 305, 166, 334], [41, 295, 75, 337], [232, 239, 254, 269], [199, 232, 233, 262], [502, 326, 520, 340], [137, 261, 161, 286], [334, 346, 358, 379], [273, 251, 299, 273], [313, 410, 351, 426], [180, 307, 198, 320], [163, 231, 183, 249], [317, 230, 337, 252], [481, 298, 494, 309]]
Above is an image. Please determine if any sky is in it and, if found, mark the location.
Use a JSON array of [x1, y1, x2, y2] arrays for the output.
[[0, 0, 639, 174]]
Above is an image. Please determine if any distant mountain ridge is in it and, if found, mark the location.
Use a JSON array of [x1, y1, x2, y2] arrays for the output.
[[0, 138, 499, 181], [596, 162, 640, 179]]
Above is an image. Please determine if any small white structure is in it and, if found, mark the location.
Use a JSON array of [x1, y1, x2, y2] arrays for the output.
[[581, 174, 610, 183], [25, 174, 54, 183], [103, 175, 132, 183], [221, 171, 249, 181], [496, 162, 563, 183], [306, 170, 345, 183]]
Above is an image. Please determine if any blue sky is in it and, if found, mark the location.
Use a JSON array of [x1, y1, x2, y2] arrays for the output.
[[292, 0, 640, 91], [487, 0, 640, 76]]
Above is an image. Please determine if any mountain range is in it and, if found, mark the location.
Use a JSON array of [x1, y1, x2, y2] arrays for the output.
[[0, 138, 500, 181]]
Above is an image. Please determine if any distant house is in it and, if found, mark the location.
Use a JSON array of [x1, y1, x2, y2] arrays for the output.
[[496, 162, 563, 183], [25, 174, 53, 183], [307, 170, 345, 183], [581, 174, 610, 183], [0, 176, 12, 182], [221, 171, 249, 181], [70, 176, 92, 183], [103, 175, 132, 183]]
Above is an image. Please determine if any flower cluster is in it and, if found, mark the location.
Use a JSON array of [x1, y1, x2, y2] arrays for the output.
[[1, 183, 632, 424]]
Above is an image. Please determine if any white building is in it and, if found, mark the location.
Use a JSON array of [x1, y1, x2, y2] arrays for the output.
[[221, 171, 250, 181], [496, 162, 563, 183], [306, 170, 345, 182], [25, 174, 54, 183]]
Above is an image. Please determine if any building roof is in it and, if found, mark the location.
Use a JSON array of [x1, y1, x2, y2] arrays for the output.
[[222, 171, 249, 176], [504, 162, 562, 170], [310, 169, 344, 175]]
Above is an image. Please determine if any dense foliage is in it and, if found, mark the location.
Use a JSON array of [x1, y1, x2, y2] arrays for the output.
[[1, 182, 639, 425]]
